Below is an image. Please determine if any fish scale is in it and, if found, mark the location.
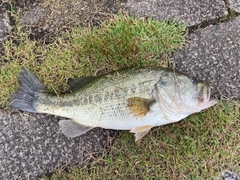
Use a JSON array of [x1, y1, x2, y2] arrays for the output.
[[10, 67, 217, 141]]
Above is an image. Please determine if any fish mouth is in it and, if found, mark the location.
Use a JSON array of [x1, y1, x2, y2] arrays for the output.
[[198, 82, 210, 103], [198, 82, 217, 107]]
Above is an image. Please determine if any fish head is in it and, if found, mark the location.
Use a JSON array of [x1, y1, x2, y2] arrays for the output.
[[152, 71, 217, 120]]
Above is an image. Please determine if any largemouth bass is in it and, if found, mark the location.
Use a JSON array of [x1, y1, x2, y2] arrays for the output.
[[10, 67, 217, 141]]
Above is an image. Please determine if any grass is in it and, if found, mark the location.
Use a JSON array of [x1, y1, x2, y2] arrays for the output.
[[46, 101, 240, 179], [0, 14, 186, 107], [1, 9, 239, 180]]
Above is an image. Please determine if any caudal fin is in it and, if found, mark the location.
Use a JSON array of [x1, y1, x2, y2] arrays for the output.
[[9, 67, 45, 113]]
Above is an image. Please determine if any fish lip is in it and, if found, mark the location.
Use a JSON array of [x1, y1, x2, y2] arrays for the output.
[[198, 82, 217, 107], [198, 82, 210, 103]]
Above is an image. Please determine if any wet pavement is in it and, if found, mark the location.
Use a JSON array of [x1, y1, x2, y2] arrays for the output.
[[0, 0, 239, 179]]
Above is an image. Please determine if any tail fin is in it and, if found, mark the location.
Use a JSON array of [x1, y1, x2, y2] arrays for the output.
[[9, 67, 45, 113]]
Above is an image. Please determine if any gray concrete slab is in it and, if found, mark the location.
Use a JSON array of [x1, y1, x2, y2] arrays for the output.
[[0, 11, 9, 41], [0, 0, 239, 179], [0, 109, 110, 179], [21, 4, 45, 25], [124, 0, 228, 26], [229, 0, 240, 12], [221, 171, 240, 180], [172, 16, 240, 100]]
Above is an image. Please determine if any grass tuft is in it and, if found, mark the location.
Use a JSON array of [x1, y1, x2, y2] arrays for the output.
[[0, 14, 186, 107]]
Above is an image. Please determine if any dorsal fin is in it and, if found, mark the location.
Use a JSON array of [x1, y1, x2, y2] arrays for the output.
[[67, 76, 96, 92]]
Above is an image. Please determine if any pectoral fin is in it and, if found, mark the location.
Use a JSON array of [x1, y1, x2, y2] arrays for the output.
[[127, 97, 156, 117], [59, 120, 93, 137], [130, 125, 153, 141]]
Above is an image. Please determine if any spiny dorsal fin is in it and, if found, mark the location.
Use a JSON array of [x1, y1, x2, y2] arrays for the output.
[[59, 120, 93, 137], [67, 76, 96, 92], [130, 125, 153, 141], [127, 97, 156, 117]]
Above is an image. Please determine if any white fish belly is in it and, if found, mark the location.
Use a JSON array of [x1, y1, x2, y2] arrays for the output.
[[70, 101, 178, 130]]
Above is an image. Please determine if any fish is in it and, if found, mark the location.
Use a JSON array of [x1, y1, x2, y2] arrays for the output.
[[9, 67, 217, 141]]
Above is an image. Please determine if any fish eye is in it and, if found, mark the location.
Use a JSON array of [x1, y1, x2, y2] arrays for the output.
[[191, 77, 198, 84]]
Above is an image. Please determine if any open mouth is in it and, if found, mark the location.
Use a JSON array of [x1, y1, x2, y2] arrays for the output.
[[198, 83, 217, 108], [198, 83, 210, 103]]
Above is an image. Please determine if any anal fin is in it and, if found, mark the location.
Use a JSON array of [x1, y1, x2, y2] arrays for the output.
[[59, 120, 93, 138], [127, 97, 156, 118], [130, 125, 153, 141]]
